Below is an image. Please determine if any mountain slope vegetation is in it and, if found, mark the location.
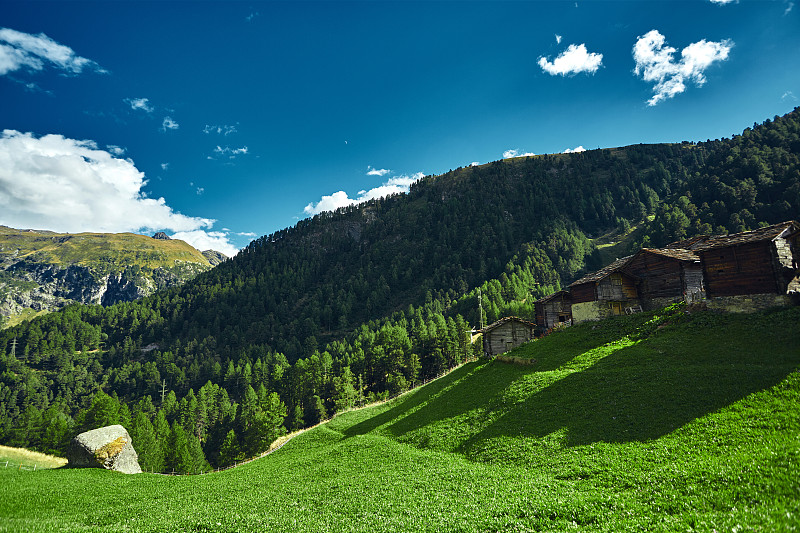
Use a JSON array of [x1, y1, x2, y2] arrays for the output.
[[0, 108, 798, 470], [0, 227, 219, 324], [1, 305, 798, 532]]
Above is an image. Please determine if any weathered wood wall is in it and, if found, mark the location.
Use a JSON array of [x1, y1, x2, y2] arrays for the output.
[[570, 283, 596, 304], [700, 241, 781, 297], [596, 273, 637, 301], [537, 297, 572, 330], [484, 321, 535, 357]]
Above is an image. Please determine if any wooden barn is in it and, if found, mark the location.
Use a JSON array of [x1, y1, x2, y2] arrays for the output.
[[693, 220, 799, 299], [534, 290, 572, 330], [481, 316, 537, 357], [622, 248, 704, 309], [569, 256, 639, 323]]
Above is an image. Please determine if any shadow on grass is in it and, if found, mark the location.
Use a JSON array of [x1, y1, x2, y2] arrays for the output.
[[345, 307, 800, 454], [341, 361, 498, 438], [458, 336, 799, 453]]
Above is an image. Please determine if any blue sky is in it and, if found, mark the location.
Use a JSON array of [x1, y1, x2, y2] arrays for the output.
[[1, 0, 798, 256]]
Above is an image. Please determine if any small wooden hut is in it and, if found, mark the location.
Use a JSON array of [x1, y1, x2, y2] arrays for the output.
[[622, 248, 703, 309], [534, 290, 572, 330], [569, 256, 639, 323], [693, 220, 799, 298], [481, 316, 537, 357]]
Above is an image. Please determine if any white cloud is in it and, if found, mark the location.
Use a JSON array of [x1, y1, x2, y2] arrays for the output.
[[503, 149, 535, 159], [367, 166, 390, 176], [538, 43, 603, 76], [161, 116, 179, 132], [213, 145, 248, 158], [161, 162, 169, 170], [469, 161, 480, 167], [555, 34, 562, 45], [785, 1, 794, 15], [203, 124, 238, 136], [106, 145, 126, 156], [196, 187, 205, 195], [708, 0, 736, 4], [236, 231, 257, 237], [0, 27, 106, 77], [0, 129, 239, 256], [125, 97, 153, 113], [170, 230, 237, 257], [563, 145, 586, 153], [303, 172, 424, 215], [782, 91, 797, 101], [633, 29, 733, 106]]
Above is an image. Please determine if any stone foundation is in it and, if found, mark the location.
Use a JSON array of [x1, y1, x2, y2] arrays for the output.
[[705, 293, 796, 313]]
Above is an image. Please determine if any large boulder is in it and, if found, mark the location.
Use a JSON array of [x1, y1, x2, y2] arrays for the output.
[[66, 425, 142, 474]]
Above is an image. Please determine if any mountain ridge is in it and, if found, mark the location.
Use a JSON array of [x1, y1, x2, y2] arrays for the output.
[[0, 226, 225, 325]]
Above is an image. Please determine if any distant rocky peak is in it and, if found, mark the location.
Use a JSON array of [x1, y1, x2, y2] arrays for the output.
[[202, 250, 228, 266], [152, 232, 171, 240]]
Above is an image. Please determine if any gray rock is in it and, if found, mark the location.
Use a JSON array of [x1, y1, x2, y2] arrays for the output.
[[67, 425, 142, 474]]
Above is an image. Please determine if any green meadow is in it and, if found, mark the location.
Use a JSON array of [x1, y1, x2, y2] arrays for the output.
[[1, 305, 798, 532]]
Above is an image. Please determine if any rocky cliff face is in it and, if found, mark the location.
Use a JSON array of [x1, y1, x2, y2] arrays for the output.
[[0, 227, 226, 323]]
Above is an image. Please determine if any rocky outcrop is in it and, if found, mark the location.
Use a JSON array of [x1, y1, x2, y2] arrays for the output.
[[67, 425, 142, 474], [152, 232, 171, 240], [1, 258, 210, 320], [202, 250, 228, 266]]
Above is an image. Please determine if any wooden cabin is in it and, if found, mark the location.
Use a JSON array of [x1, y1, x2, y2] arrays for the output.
[[622, 248, 703, 309], [693, 221, 799, 299], [569, 256, 639, 323], [481, 316, 536, 357], [534, 290, 572, 330]]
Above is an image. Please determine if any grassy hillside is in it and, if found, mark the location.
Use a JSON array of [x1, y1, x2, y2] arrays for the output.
[[1, 305, 797, 532], [0, 226, 211, 272]]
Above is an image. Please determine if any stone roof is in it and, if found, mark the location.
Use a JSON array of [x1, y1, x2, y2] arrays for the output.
[[569, 255, 633, 287], [637, 248, 700, 262], [481, 316, 537, 333], [691, 221, 799, 251], [534, 290, 571, 304]]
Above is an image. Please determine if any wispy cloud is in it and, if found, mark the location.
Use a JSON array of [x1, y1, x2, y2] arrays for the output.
[[161, 116, 180, 132], [503, 149, 535, 159], [785, 1, 794, 15], [367, 166, 390, 176], [212, 145, 248, 158], [161, 162, 170, 170], [0, 27, 106, 77], [555, 34, 562, 45], [633, 29, 733, 106], [203, 124, 238, 136], [538, 43, 603, 76], [246, 12, 260, 22], [304, 172, 424, 215], [106, 145, 126, 156], [782, 91, 797, 101], [709, 0, 736, 4], [563, 146, 586, 153], [125, 97, 153, 113]]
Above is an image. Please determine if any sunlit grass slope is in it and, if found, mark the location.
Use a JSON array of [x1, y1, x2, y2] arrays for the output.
[[0, 446, 67, 469], [1, 305, 798, 532], [0, 226, 210, 272]]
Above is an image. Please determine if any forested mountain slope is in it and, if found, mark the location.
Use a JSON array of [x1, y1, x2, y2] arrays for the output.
[[0, 108, 798, 471]]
